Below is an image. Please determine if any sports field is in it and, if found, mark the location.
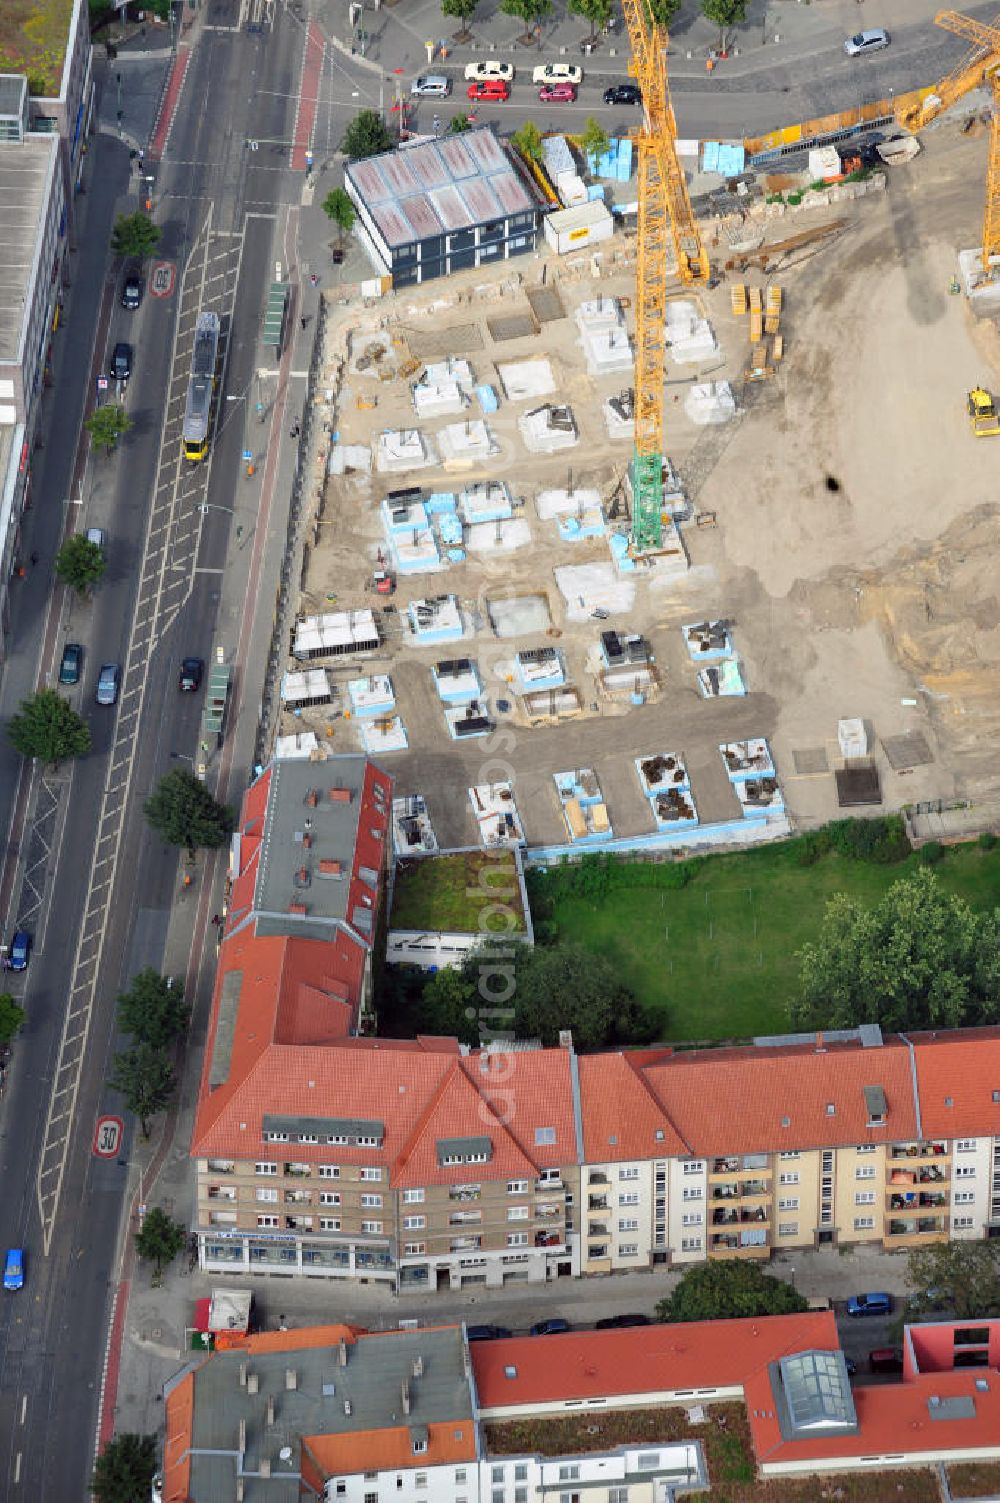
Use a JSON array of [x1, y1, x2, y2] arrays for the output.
[[540, 842, 1000, 1044]]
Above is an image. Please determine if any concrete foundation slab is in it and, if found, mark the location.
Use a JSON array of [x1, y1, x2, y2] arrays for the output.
[[438, 419, 499, 464], [556, 561, 636, 621], [497, 358, 556, 402], [487, 594, 552, 638], [375, 429, 437, 473], [466, 517, 532, 553]]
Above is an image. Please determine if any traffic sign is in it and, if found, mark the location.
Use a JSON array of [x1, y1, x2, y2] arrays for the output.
[[242, 449, 253, 462], [93, 1115, 124, 1158], [96, 376, 109, 391], [150, 261, 176, 299]]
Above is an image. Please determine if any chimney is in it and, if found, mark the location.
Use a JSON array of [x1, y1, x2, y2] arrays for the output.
[[297, 867, 309, 883], [239, 1419, 247, 1453], [344, 1398, 353, 1416], [239, 1363, 248, 1388], [401, 1379, 410, 1415], [329, 787, 352, 803], [558, 1029, 573, 1051], [260, 1459, 272, 1479], [412, 1355, 423, 1379], [302, 833, 313, 849], [286, 1368, 298, 1391], [288, 902, 308, 915], [306, 789, 319, 807], [319, 858, 342, 876], [266, 1396, 275, 1426], [339, 1339, 348, 1368], [247, 1374, 259, 1396], [816, 1032, 826, 1053]]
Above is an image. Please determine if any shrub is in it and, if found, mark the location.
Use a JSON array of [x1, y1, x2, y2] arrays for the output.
[[825, 815, 911, 864], [919, 841, 945, 865], [979, 831, 998, 851]]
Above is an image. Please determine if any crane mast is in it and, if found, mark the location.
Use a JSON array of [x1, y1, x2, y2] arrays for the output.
[[620, 0, 709, 552]]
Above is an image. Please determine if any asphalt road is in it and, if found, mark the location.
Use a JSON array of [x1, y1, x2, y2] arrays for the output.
[[0, 4, 306, 1494]]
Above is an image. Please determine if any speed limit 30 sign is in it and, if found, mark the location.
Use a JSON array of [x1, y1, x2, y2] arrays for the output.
[[93, 1115, 124, 1158]]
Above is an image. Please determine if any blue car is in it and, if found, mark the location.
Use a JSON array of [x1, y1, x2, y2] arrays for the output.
[[3, 1248, 24, 1290], [846, 1291, 891, 1317], [8, 930, 31, 971]]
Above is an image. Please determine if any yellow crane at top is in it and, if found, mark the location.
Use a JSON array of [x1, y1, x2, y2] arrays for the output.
[[619, 0, 709, 552], [897, 9, 1000, 282]]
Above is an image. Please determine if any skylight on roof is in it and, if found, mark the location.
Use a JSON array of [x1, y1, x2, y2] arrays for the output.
[[504, 1365, 517, 1379], [535, 1127, 556, 1146], [777, 1351, 857, 1438]]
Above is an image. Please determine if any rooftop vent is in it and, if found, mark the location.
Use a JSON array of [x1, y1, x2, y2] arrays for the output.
[[401, 1378, 411, 1415], [285, 1368, 298, 1391], [288, 902, 308, 915], [319, 859, 342, 876], [247, 1374, 259, 1396], [329, 787, 352, 803], [260, 1459, 271, 1479], [344, 1398, 353, 1416], [266, 1395, 275, 1426], [339, 1338, 348, 1367], [412, 1355, 424, 1379], [306, 790, 319, 808]]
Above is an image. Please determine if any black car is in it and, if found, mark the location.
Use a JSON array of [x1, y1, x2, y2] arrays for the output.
[[121, 270, 143, 309], [604, 82, 642, 106], [58, 642, 83, 685], [179, 657, 204, 692], [466, 1324, 512, 1342], [530, 1318, 572, 1336], [595, 1313, 651, 1330], [110, 341, 133, 382]]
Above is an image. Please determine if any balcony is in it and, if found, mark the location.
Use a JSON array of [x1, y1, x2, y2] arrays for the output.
[[450, 1236, 482, 1252], [710, 1232, 769, 1256], [889, 1191, 947, 1211], [890, 1142, 949, 1161], [206, 1186, 236, 1202], [712, 1206, 768, 1226], [535, 1231, 563, 1248], [711, 1179, 770, 1202], [588, 1196, 609, 1212], [535, 1178, 565, 1195], [535, 1203, 562, 1219], [588, 1244, 608, 1260], [589, 1222, 609, 1237], [284, 1190, 311, 1204], [449, 1185, 481, 1202], [711, 1154, 768, 1178], [588, 1171, 609, 1186], [207, 1160, 236, 1174], [887, 1217, 945, 1238], [448, 1211, 482, 1226], [284, 1163, 312, 1178]]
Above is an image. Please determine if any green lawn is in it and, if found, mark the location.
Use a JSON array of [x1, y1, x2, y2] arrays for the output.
[[541, 842, 1000, 1044], [391, 850, 527, 934]]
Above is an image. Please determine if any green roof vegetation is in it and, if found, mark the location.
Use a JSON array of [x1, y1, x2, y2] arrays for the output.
[[391, 851, 526, 935], [0, 0, 74, 97]]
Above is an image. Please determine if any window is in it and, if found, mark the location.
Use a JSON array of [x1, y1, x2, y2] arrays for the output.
[[954, 1190, 976, 1205], [637, 1453, 659, 1470], [360, 1194, 383, 1208], [618, 1165, 639, 1180], [256, 1187, 278, 1203], [956, 1165, 976, 1179], [514, 1465, 527, 1482], [618, 1192, 639, 1206], [619, 1243, 638, 1257], [956, 1139, 976, 1152], [415, 1474, 427, 1489], [404, 1242, 425, 1255], [610, 1491, 628, 1503], [855, 1191, 876, 1205], [455, 1471, 467, 1485], [360, 1167, 382, 1181], [683, 1161, 703, 1175], [403, 1215, 426, 1229], [855, 1165, 876, 1180], [257, 1215, 278, 1227], [954, 1216, 975, 1229], [618, 1218, 639, 1232], [514, 1491, 527, 1503], [403, 1188, 425, 1203], [559, 1465, 580, 1481], [779, 1172, 800, 1185], [319, 1191, 341, 1205], [255, 1162, 277, 1176], [412, 1438, 427, 1456], [365, 1494, 377, 1503], [335, 1484, 346, 1498], [778, 1222, 798, 1237], [318, 1164, 340, 1179], [361, 1220, 382, 1234], [778, 1150, 800, 1160], [507, 1180, 529, 1195], [265, 1130, 289, 1142], [681, 1212, 702, 1227], [507, 1232, 528, 1247], [777, 1197, 799, 1211], [507, 1206, 529, 1220], [856, 1144, 876, 1153], [208, 1159, 235, 1173], [539, 1168, 562, 1185], [320, 1217, 341, 1231], [492, 1493, 504, 1503], [681, 1236, 701, 1252], [682, 1187, 702, 1202], [854, 1216, 875, 1230]]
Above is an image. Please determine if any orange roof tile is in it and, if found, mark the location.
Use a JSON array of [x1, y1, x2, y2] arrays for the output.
[[465, 1048, 579, 1167], [640, 1038, 918, 1157], [162, 1370, 198, 1503], [578, 1051, 687, 1161], [394, 1060, 540, 1188], [910, 1028, 1000, 1138], [472, 1313, 838, 1410], [306, 1421, 476, 1475]]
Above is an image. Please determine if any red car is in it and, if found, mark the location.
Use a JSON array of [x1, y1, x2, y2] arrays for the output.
[[539, 82, 577, 102], [468, 79, 510, 101]]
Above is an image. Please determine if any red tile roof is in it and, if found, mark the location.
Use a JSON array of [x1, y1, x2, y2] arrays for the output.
[[394, 1059, 540, 1187], [466, 1047, 579, 1168], [640, 1038, 918, 1157], [472, 1313, 838, 1411], [578, 1050, 686, 1161], [910, 1027, 1000, 1138], [306, 1420, 476, 1475]]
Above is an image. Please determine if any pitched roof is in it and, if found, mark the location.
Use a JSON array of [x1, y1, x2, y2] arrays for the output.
[[472, 1313, 838, 1412], [640, 1038, 918, 1157], [394, 1060, 540, 1188], [465, 1047, 579, 1168], [305, 1420, 476, 1475], [577, 1050, 687, 1161], [910, 1027, 1000, 1138]]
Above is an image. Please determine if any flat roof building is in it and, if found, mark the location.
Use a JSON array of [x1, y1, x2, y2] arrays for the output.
[[345, 127, 544, 287]]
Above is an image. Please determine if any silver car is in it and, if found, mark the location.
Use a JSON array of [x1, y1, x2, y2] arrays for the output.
[[96, 663, 120, 706], [844, 28, 889, 57], [410, 75, 451, 98]]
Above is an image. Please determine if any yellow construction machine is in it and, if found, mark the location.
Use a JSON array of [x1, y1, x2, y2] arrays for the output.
[[968, 386, 1000, 435]]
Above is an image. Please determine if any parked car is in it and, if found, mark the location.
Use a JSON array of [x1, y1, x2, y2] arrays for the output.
[[3, 1248, 24, 1291], [58, 642, 83, 686], [844, 28, 889, 57], [530, 1318, 572, 1336], [96, 662, 121, 706], [467, 79, 510, 101], [410, 74, 451, 98], [539, 82, 577, 103], [8, 930, 31, 971], [533, 63, 583, 85], [121, 268, 143, 309], [110, 341, 133, 381], [465, 60, 515, 82], [846, 1292, 892, 1318], [466, 1324, 512, 1341], [178, 656, 204, 693], [595, 1313, 651, 1329], [868, 1346, 904, 1374], [604, 82, 642, 106]]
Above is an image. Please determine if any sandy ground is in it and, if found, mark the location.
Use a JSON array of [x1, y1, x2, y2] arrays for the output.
[[288, 121, 1000, 847]]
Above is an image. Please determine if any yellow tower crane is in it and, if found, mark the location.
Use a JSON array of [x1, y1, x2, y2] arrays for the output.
[[620, 0, 709, 552], [897, 9, 1000, 283]]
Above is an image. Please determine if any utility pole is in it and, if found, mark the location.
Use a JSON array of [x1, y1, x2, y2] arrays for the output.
[[116, 71, 123, 138]]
